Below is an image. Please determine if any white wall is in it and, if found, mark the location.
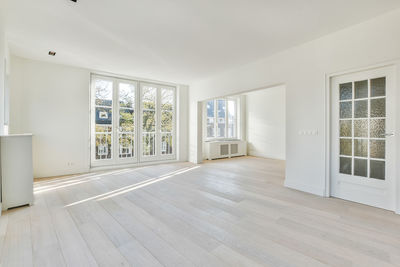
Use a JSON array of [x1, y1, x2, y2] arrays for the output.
[[10, 57, 91, 178], [0, 3, 6, 135], [245, 86, 285, 160], [0, 2, 5, 210], [10, 56, 189, 178], [189, 9, 400, 198]]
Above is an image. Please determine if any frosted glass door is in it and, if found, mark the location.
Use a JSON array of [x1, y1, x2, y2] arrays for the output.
[[330, 66, 395, 210]]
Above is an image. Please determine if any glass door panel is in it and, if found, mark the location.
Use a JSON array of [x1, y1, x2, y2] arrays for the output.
[[141, 86, 157, 157], [94, 78, 113, 161], [118, 82, 136, 159], [161, 88, 174, 155], [91, 76, 138, 166]]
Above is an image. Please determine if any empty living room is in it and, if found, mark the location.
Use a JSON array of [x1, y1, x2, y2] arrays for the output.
[[1, 0, 400, 266]]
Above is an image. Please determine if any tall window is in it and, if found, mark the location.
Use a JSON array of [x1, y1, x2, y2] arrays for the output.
[[206, 98, 238, 139], [94, 79, 113, 160], [91, 75, 176, 167]]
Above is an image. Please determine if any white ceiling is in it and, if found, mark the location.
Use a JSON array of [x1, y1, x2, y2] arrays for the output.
[[5, 0, 400, 84]]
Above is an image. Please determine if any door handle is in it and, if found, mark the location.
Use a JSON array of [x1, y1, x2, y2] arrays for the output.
[[380, 133, 395, 137]]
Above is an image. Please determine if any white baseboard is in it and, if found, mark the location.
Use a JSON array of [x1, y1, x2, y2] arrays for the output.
[[284, 178, 325, 197]]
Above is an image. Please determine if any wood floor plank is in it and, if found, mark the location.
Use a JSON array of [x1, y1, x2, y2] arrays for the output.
[[1, 156, 400, 267], [0, 217, 32, 267], [100, 198, 195, 267]]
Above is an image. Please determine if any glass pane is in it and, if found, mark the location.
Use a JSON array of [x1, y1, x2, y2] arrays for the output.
[[143, 133, 155, 156], [96, 107, 112, 128], [217, 99, 226, 119], [161, 133, 173, 155], [119, 109, 134, 132], [370, 160, 385, 180], [354, 119, 368, 137], [340, 157, 352, 175], [207, 100, 215, 117], [370, 98, 385, 117], [354, 159, 367, 177], [354, 80, 368, 99], [340, 82, 352, 100], [161, 111, 173, 132], [119, 134, 134, 158], [340, 102, 352, 119], [370, 119, 385, 138], [95, 134, 112, 160], [119, 83, 135, 108], [371, 77, 385, 97], [217, 123, 226, 138], [228, 123, 236, 138], [370, 140, 385, 159], [354, 100, 367, 118], [207, 100, 215, 138], [339, 120, 352, 137], [95, 124, 112, 133], [354, 139, 367, 157], [217, 100, 226, 138], [142, 87, 156, 110], [95, 79, 113, 106], [227, 100, 236, 138], [143, 110, 156, 132], [340, 139, 352, 156], [161, 88, 174, 110], [228, 100, 235, 122], [207, 119, 215, 138]]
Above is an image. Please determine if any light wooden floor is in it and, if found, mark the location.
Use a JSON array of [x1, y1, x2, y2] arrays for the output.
[[1, 156, 400, 267]]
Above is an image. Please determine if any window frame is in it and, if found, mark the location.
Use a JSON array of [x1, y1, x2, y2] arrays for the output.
[[90, 74, 176, 167], [204, 97, 239, 141]]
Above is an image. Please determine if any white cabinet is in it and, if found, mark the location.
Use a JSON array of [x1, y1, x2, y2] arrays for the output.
[[204, 140, 247, 160], [1, 134, 33, 211]]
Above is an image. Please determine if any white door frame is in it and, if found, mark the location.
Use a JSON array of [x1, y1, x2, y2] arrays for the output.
[[324, 61, 400, 214]]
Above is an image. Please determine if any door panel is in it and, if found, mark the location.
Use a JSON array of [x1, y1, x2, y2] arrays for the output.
[[139, 83, 176, 162], [91, 76, 138, 167], [330, 66, 395, 210], [93, 78, 114, 162], [117, 82, 136, 161]]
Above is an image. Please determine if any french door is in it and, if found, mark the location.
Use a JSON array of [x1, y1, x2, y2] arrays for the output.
[[140, 83, 176, 162], [91, 75, 176, 167], [330, 66, 395, 210]]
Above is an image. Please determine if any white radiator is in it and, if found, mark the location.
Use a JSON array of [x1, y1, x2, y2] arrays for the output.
[[205, 140, 247, 160]]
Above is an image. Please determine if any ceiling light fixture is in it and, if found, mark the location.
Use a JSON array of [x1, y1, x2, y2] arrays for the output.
[[48, 51, 56, 56]]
